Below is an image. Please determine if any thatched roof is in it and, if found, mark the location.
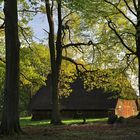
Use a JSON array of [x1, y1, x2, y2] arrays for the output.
[[29, 78, 120, 111], [29, 85, 52, 110]]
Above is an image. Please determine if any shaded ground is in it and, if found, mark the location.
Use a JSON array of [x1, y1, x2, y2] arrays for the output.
[[1, 118, 140, 140]]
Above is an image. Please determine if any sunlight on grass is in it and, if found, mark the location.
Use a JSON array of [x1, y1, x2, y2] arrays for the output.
[[20, 116, 50, 126], [62, 118, 107, 124], [20, 116, 107, 127]]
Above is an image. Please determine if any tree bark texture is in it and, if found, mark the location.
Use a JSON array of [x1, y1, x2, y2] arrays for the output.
[[137, 1, 140, 96], [45, 0, 61, 124], [0, 0, 21, 135]]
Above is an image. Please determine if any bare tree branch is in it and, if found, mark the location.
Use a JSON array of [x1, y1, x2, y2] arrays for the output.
[[76, 46, 84, 53], [18, 9, 42, 13], [62, 56, 87, 73], [120, 31, 136, 38], [62, 11, 74, 22], [124, 0, 137, 16], [132, 0, 138, 11], [107, 19, 136, 55], [20, 73, 40, 85], [120, 52, 135, 61], [0, 57, 5, 63], [104, 0, 136, 29], [63, 43, 87, 49], [62, 41, 93, 49], [62, 19, 72, 43], [51, 0, 54, 15], [0, 17, 5, 30], [122, 55, 137, 72], [19, 26, 33, 51], [0, 16, 4, 21], [0, 21, 5, 30], [43, 28, 49, 34]]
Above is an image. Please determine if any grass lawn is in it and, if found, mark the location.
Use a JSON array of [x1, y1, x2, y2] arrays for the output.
[[1, 117, 140, 140], [20, 116, 108, 126]]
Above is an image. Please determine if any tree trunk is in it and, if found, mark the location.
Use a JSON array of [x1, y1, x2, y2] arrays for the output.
[[45, 0, 61, 125], [0, 0, 21, 135], [137, 1, 140, 96], [56, 0, 62, 81], [138, 57, 140, 96], [52, 0, 63, 124]]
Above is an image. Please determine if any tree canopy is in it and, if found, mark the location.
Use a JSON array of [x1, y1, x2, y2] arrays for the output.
[[0, 0, 139, 135]]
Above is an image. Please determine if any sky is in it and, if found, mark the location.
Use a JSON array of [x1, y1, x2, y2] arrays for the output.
[[28, 13, 49, 42], [28, 11, 58, 43]]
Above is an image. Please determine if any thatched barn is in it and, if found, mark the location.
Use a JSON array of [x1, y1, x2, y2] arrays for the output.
[[29, 77, 138, 120]]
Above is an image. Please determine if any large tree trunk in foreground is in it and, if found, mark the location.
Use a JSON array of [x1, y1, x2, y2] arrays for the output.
[[137, 1, 140, 97], [45, 0, 61, 124], [0, 0, 21, 135]]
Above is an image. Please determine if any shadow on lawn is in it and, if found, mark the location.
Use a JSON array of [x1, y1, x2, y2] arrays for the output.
[[1, 117, 140, 140]]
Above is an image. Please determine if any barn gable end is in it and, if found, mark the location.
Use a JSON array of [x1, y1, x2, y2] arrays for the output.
[[115, 99, 138, 118]]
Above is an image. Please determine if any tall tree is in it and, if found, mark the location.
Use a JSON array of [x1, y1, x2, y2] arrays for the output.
[[45, 0, 62, 124], [0, 0, 22, 135], [45, 0, 92, 124]]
